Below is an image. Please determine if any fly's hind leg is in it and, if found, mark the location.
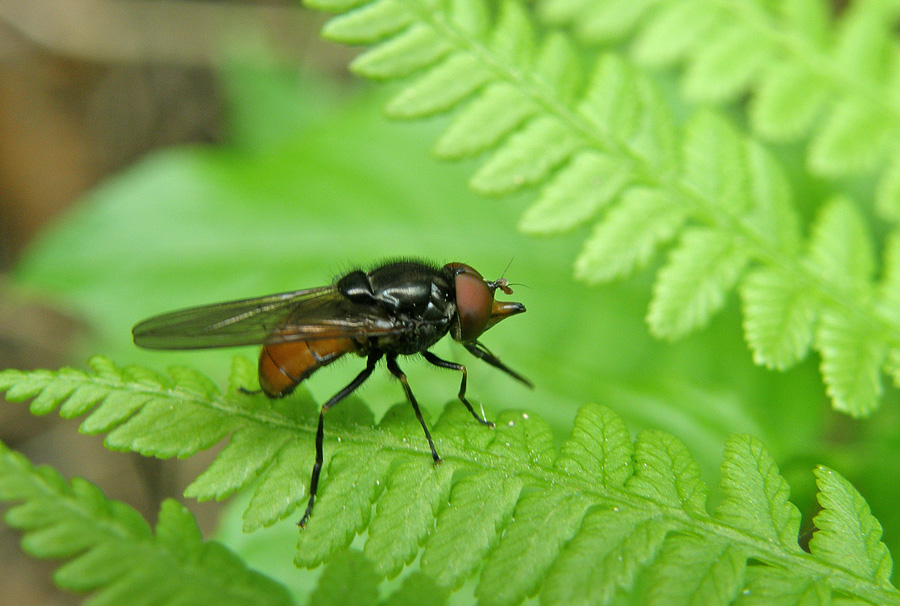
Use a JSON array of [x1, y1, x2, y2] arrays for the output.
[[299, 352, 381, 528], [422, 350, 494, 428], [386, 355, 442, 465]]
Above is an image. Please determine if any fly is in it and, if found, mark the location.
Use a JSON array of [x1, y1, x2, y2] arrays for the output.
[[132, 260, 531, 527]]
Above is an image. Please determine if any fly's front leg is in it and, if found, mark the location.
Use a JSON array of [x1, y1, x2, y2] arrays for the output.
[[422, 350, 494, 428], [299, 353, 380, 528], [386, 355, 441, 464], [464, 341, 533, 388]]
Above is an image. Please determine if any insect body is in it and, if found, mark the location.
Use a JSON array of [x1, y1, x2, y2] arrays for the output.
[[132, 260, 531, 527]]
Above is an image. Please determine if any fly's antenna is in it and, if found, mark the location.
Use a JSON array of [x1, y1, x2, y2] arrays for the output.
[[489, 257, 516, 295], [500, 257, 514, 281]]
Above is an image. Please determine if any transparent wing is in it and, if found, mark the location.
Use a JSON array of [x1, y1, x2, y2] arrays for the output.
[[132, 286, 400, 350]]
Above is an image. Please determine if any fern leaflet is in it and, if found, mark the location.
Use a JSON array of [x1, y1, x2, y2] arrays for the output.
[[2, 359, 899, 604], [0, 441, 292, 606]]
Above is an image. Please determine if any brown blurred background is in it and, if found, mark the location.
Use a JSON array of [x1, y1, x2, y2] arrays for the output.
[[0, 2, 353, 603]]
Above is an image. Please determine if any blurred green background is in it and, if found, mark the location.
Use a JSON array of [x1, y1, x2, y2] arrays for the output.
[[3, 2, 900, 604]]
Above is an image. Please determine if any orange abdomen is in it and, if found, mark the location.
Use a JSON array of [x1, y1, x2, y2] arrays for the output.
[[258, 338, 357, 397]]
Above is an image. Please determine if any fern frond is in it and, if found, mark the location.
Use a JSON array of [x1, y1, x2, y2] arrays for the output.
[[0, 356, 317, 531], [0, 442, 292, 606], [301, 0, 900, 415], [542, 0, 900, 187], [3, 361, 899, 604]]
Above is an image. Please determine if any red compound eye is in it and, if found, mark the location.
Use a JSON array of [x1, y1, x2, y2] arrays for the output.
[[444, 263, 492, 342], [443, 262, 527, 342]]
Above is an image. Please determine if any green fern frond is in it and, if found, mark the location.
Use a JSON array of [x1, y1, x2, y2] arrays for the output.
[[541, 0, 900, 186], [0, 441, 292, 606], [301, 0, 900, 415], [3, 360, 899, 604]]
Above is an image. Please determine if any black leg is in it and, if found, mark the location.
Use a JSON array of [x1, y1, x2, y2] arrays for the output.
[[422, 350, 494, 428], [298, 353, 380, 528], [385, 355, 442, 465], [464, 341, 533, 388]]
